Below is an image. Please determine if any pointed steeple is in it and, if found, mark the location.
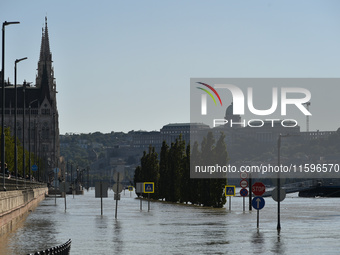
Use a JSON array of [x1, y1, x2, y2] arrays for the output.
[[39, 17, 51, 62], [35, 17, 56, 107]]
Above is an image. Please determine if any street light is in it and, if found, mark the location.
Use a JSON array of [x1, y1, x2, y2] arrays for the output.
[[29, 99, 38, 182], [277, 133, 299, 231], [2, 20, 20, 191], [14, 57, 27, 188], [22, 80, 32, 187]]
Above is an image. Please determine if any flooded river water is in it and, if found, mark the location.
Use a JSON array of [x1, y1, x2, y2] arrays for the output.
[[1, 189, 340, 254]]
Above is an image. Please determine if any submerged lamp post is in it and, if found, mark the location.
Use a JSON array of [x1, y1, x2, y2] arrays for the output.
[[14, 57, 27, 188], [2, 20, 20, 191], [29, 99, 38, 181]]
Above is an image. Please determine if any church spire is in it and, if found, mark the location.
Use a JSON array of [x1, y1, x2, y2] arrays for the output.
[[39, 16, 51, 62], [36, 16, 55, 104]]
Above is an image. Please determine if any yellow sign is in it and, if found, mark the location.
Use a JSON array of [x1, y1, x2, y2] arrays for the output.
[[128, 186, 134, 191], [143, 182, 154, 193], [225, 185, 236, 196]]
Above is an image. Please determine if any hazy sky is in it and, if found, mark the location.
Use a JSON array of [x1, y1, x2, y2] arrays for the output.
[[1, 1, 339, 134]]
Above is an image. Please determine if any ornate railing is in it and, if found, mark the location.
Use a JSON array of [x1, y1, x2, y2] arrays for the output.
[[0, 175, 47, 191], [27, 239, 72, 255]]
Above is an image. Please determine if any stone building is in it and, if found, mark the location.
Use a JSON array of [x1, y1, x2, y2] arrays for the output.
[[1, 18, 59, 181]]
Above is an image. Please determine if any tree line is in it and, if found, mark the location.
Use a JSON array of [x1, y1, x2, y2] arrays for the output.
[[0, 127, 40, 178], [134, 132, 228, 208]]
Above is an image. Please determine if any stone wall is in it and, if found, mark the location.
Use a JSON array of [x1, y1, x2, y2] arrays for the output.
[[0, 187, 48, 236]]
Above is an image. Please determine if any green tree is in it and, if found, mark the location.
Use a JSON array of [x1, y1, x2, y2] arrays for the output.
[[158, 141, 169, 200], [167, 136, 185, 202], [200, 132, 215, 207], [190, 141, 201, 205], [210, 132, 228, 208], [180, 144, 191, 204], [135, 146, 159, 199]]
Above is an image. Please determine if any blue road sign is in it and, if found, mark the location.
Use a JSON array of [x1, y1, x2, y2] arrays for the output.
[[240, 188, 248, 197], [32, 164, 38, 172], [144, 182, 154, 193], [225, 185, 236, 196], [252, 196, 265, 210]]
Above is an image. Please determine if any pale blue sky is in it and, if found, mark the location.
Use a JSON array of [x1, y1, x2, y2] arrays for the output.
[[1, 0, 339, 134]]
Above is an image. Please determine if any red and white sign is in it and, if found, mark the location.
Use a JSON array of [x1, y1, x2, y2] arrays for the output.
[[240, 172, 248, 179], [240, 179, 248, 188], [252, 182, 266, 196]]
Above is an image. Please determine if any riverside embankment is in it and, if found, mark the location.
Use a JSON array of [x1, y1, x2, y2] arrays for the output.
[[0, 177, 47, 236]]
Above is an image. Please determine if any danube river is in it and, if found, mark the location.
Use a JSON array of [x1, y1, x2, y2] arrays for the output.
[[1, 189, 340, 254]]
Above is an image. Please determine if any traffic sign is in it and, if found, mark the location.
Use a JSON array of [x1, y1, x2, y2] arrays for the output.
[[240, 172, 248, 179], [95, 181, 109, 198], [225, 185, 236, 196], [240, 179, 248, 188], [32, 164, 38, 172], [252, 182, 266, 196], [143, 182, 154, 193], [272, 187, 286, 202], [252, 196, 265, 210], [114, 193, 121, 200], [128, 186, 134, 191], [136, 182, 143, 193], [240, 188, 248, 197], [113, 172, 124, 182], [113, 183, 124, 193]]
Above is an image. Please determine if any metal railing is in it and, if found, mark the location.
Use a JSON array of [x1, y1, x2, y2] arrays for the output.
[[27, 239, 72, 255], [0, 175, 47, 191]]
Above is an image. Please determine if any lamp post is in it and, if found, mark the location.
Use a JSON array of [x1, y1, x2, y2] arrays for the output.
[[277, 133, 299, 231], [29, 99, 38, 182], [14, 57, 27, 188], [277, 134, 283, 232], [2, 20, 20, 191]]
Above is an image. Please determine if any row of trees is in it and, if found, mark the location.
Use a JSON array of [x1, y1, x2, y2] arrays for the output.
[[0, 127, 37, 177], [134, 132, 228, 208]]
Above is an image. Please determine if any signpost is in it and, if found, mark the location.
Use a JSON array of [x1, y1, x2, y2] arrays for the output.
[[252, 182, 266, 196], [128, 186, 133, 197], [144, 182, 154, 211], [136, 182, 144, 210], [252, 196, 265, 228], [240, 172, 248, 212], [240, 180, 248, 188], [240, 188, 248, 212], [60, 182, 70, 211], [272, 187, 286, 202], [32, 164, 38, 172], [95, 181, 109, 215], [225, 185, 235, 211], [240, 188, 248, 197], [53, 168, 59, 205], [113, 172, 124, 219], [240, 172, 248, 179]]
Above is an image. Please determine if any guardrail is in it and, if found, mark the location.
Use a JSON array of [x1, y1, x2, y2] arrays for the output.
[[27, 239, 72, 255], [0, 175, 47, 191]]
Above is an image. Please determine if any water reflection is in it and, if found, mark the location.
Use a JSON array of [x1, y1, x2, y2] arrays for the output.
[[113, 220, 123, 254], [8, 204, 57, 254], [271, 232, 285, 254], [251, 230, 265, 254]]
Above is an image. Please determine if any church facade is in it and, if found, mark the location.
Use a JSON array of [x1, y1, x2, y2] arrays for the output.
[[1, 18, 59, 181]]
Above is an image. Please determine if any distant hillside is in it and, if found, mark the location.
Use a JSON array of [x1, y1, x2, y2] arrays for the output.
[[60, 131, 132, 168]]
